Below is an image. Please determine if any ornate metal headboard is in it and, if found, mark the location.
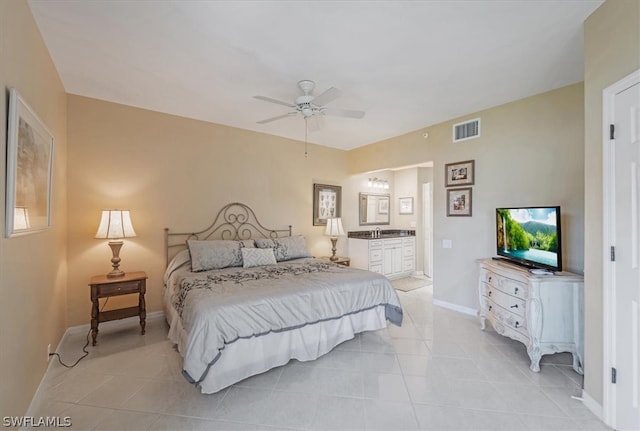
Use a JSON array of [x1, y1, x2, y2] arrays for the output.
[[164, 202, 292, 266]]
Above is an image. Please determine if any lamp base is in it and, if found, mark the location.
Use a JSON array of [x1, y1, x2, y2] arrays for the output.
[[107, 269, 125, 278], [329, 237, 338, 261], [107, 240, 126, 278]]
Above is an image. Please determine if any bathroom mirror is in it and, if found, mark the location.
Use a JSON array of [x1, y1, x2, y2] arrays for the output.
[[359, 193, 390, 225]]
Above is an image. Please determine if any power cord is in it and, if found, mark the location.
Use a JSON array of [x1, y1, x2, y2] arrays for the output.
[[48, 329, 90, 368], [47, 298, 110, 368]]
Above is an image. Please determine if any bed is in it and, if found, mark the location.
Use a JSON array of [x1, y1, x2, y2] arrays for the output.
[[163, 202, 403, 394]]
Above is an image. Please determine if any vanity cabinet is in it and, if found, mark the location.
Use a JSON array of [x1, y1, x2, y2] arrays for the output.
[[478, 258, 584, 374], [349, 236, 415, 279]]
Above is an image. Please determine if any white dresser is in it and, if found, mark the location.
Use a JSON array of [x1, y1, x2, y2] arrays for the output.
[[478, 258, 584, 374], [349, 236, 415, 279]]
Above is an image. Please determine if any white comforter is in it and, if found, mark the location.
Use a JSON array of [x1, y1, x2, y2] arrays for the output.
[[164, 256, 403, 386]]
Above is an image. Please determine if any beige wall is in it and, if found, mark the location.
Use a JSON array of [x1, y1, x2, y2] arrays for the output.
[[66, 95, 349, 326], [0, 0, 68, 418], [349, 83, 585, 310], [583, 0, 640, 407]]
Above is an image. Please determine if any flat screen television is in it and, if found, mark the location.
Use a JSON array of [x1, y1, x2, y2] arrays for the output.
[[495, 206, 562, 272]]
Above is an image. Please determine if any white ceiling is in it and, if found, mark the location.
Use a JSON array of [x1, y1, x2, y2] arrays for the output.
[[27, 0, 603, 150]]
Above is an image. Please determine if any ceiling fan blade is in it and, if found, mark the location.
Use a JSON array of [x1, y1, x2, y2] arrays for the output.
[[254, 95, 296, 108], [312, 87, 341, 107], [322, 107, 366, 119], [257, 112, 297, 124]]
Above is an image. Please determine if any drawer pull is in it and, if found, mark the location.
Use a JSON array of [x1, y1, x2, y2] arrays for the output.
[[514, 287, 519, 295], [515, 321, 520, 328], [488, 305, 492, 311], [488, 290, 492, 296], [488, 276, 492, 282], [510, 304, 518, 309]]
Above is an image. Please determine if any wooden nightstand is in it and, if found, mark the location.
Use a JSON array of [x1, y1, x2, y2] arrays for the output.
[[320, 256, 351, 267], [89, 271, 147, 346]]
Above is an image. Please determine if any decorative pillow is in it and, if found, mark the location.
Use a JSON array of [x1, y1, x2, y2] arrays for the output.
[[241, 247, 277, 268], [187, 240, 243, 272], [254, 235, 312, 262]]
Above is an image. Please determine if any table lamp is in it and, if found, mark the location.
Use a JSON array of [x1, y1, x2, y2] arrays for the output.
[[95, 209, 136, 278], [324, 217, 345, 261]]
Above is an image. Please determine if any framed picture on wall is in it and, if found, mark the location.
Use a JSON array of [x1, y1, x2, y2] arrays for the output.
[[5, 88, 55, 237], [445, 160, 475, 187], [447, 187, 472, 217], [399, 197, 414, 214], [313, 183, 342, 226]]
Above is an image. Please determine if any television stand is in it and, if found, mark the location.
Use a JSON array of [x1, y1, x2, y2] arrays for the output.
[[478, 258, 584, 374]]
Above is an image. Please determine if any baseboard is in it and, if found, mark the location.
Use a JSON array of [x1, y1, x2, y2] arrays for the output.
[[581, 390, 604, 421], [432, 299, 477, 316], [64, 310, 165, 335]]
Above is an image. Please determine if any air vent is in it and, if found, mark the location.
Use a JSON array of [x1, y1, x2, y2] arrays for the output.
[[453, 118, 481, 142]]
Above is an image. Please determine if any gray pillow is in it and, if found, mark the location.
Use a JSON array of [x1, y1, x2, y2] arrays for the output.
[[254, 235, 312, 262], [187, 240, 244, 272]]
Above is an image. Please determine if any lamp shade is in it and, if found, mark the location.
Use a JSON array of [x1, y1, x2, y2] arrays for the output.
[[324, 217, 345, 237], [95, 210, 136, 239]]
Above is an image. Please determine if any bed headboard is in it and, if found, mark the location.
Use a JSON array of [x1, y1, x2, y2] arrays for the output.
[[164, 202, 292, 266]]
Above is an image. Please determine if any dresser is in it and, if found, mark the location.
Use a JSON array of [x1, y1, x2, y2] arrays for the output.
[[477, 258, 584, 374], [349, 235, 415, 279]]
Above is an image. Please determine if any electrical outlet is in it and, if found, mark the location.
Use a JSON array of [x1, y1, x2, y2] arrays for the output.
[[47, 344, 51, 362]]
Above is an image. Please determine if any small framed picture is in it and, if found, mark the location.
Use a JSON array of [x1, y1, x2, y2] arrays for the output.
[[313, 183, 342, 226], [447, 187, 472, 217], [399, 197, 413, 215], [445, 160, 475, 187]]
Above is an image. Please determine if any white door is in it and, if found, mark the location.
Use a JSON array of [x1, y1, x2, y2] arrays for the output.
[[612, 79, 640, 430], [422, 183, 433, 277]]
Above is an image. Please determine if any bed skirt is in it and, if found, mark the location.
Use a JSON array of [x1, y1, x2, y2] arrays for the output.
[[165, 298, 387, 394]]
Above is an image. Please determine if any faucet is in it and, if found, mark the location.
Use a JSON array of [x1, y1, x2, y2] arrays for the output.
[[375, 227, 381, 238]]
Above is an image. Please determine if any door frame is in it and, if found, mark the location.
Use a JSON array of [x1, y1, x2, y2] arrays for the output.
[[422, 182, 433, 278], [602, 68, 640, 429]]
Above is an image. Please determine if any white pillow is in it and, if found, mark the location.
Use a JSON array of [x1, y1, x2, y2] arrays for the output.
[[242, 247, 277, 268]]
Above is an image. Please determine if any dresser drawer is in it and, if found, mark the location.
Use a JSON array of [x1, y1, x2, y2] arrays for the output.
[[485, 285, 526, 317], [370, 248, 383, 262], [369, 240, 384, 248], [96, 280, 142, 297], [483, 297, 528, 334], [481, 268, 527, 300], [369, 263, 383, 274], [403, 259, 415, 271]]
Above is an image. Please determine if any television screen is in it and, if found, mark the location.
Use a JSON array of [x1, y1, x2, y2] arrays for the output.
[[496, 206, 562, 272]]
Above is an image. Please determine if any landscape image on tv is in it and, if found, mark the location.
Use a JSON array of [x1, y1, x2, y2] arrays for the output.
[[496, 207, 559, 269]]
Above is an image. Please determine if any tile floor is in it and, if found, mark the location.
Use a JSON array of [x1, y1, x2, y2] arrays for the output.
[[28, 284, 611, 430]]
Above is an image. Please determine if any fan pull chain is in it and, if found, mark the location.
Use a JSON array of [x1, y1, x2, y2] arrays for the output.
[[304, 117, 308, 158]]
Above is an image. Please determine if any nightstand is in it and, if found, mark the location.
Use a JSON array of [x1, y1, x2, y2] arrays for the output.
[[320, 256, 351, 267], [89, 271, 147, 346]]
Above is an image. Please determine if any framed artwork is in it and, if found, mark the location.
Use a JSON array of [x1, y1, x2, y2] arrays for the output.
[[447, 187, 472, 217], [313, 183, 341, 226], [445, 160, 475, 187], [399, 197, 414, 215], [5, 88, 55, 237]]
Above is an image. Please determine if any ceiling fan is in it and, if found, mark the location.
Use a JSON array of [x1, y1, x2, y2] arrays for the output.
[[254, 80, 365, 125]]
